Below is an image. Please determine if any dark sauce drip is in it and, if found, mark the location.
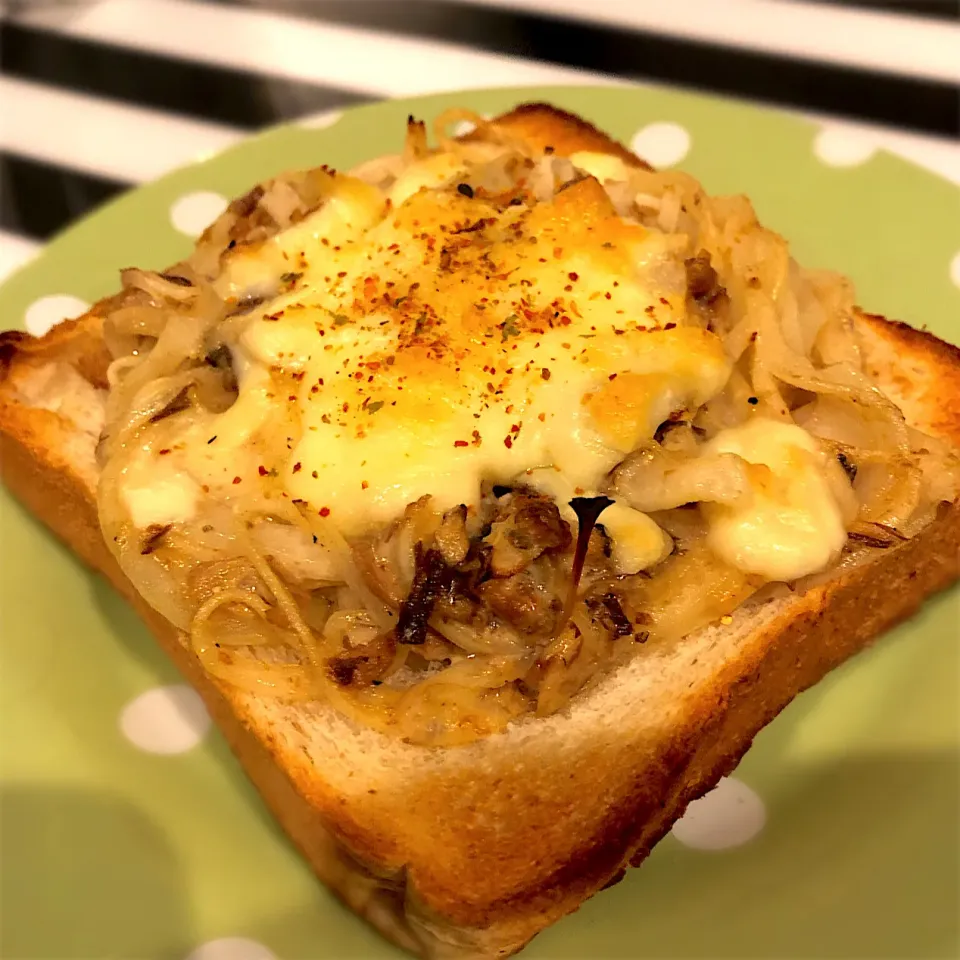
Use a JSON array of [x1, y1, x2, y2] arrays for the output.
[[554, 496, 614, 637]]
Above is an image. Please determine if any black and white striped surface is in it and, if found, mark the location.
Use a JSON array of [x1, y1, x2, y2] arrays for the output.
[[1, 0, 958, 282]]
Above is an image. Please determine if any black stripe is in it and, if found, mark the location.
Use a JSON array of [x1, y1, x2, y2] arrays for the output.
[[227, 0, 960, 138], [803, 0, 959, 22], [0, 21, 371, 130], [0, 151, 128, 240]]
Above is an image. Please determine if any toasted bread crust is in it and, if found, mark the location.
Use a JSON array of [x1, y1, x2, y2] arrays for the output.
[[0, 312, 112, 388], [1, 103, 957, 958], [856, 311, 960, 442], [476, 102, 653, 171]]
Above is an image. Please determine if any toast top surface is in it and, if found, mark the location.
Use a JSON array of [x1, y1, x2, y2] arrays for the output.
[[2, 99, 959, 945]]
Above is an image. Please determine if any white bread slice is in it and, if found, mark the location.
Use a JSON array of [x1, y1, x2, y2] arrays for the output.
[[1, 105, 958, 959]]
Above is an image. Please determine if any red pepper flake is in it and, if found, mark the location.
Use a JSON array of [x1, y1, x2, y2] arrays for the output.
[[553, 246, 563, 258], [258, 465, 269, 477], [664, 322, 677, 330], [541, 367, 552, 380], [158, 448, 171, 455], [568, 271, 579, 281], [538, 412, 546, 422], [361, 480, 369, 490], [605, 292, 612, 300], [454, 440, 469, 448], [659, 297, 669, 306], [232, 476, 242, 484], [503, 435, 513, 449], [574, 486, 585, 495], [510, 423, 521, 434], [471, 430, 482, 447], [608, 373, 618, 381], [312, 470, 318, 478], [292, 462, 302, 473], [319, 506, 331, 517]]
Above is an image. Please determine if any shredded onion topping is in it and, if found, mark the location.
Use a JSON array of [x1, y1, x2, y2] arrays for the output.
[[94, 107, 960, 746]]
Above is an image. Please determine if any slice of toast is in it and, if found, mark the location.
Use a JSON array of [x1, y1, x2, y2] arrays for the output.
[[1, 105, 958, 959]]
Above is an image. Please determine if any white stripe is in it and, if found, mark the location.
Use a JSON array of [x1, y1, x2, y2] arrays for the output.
[[13, 0, 602, 97], [0, 76, 242, 183], [0, 232, 42, 285], [466, 0, 960, 84], [5, 1, 957, 190]]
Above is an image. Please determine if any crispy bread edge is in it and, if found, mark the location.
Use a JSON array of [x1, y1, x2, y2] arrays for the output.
[[2, 104, 958, 958], [468, 102, 653, 171]]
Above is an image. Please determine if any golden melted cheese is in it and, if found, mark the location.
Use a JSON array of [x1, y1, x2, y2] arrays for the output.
[[149, 161, 736, 567], [703, 418, 846, 580]]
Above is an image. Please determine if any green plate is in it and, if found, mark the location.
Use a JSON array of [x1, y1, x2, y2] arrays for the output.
[[1, 86, 958, 960]]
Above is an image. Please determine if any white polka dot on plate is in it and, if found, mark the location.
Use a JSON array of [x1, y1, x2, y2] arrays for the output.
[[24, 294, 90, 337], [671, 777, 766, 851], [950, 251, 960, 289], [170, 191, 229, 237], [813, 126, 878, 167], [297, 108, 343, 130], [630, 122, 691, 168], [184, 938, 277, 960], [120, 685, 211, 755]]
